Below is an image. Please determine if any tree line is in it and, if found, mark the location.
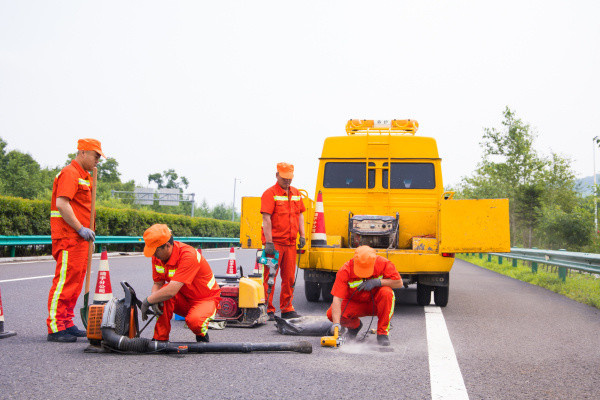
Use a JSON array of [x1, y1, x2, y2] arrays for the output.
[[0, 138, 239, 222], [454, 107, 593, 251]]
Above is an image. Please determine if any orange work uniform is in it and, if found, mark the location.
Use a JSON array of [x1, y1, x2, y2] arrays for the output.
[[47, 161, 93, 334], [151, 241, 221, 341], [326, 256, 401, 335], [260, 184, 305, 314]]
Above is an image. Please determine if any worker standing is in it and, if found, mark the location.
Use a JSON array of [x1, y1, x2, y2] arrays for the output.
[[327, 246, 403, 346], [47, 139, 104, 342], [261, 162, 306, 320], [141, 224, 220, 342]]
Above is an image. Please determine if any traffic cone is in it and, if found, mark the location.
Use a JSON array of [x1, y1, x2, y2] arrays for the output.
[[252, 258, 262, 275], [226, 247, 237, 277], [311, 190, 327, 247], [0, 286, 16, 339], [93, 248, 113, 304]]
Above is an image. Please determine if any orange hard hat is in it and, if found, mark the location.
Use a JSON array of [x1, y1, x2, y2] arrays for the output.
[[143, 224, 172, 257], [77, 138, 105, 158], [353, 246, 376, 278], [277, 162, 294, 179]]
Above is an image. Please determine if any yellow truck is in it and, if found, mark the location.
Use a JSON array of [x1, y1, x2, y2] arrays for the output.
[[241, 119, 510, 307]]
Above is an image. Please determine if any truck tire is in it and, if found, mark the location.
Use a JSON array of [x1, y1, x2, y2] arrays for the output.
[[417, 282, 431, 306], [305, 281, 321, 302], [434, 285, 449, 307], [321, 281, 334, 303]]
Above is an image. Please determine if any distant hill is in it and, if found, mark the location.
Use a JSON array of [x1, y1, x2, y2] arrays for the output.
[[576, 175, 598, 196]]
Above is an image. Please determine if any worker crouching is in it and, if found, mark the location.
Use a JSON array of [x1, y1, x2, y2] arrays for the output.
[[326, 246, 403, 346], [141, 224, 220, 342]]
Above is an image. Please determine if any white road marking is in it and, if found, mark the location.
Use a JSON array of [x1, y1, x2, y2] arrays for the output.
[[0, 257, 229, 283], [425, 297, 469, 400]]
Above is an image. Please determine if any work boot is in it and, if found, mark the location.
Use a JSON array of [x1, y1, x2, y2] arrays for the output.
[[47, 330, 77, 343], [377, 334, 390, 346], [281, 311, 301, 319], [196, 333, 210, 343], [346, 321, 363, 340], [65, 325, 87, 337], [267, 312, 275, 321]]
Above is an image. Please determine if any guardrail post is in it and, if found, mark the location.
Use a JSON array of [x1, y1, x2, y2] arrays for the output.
[[498, 256, 503, 265], [487, 254, 491, 262], [558, 267, 567, 282], [479, 253, 483, 259], [531, 262, 537, 273], [512, 259, 517, 267], [10, 246, 15, 258]]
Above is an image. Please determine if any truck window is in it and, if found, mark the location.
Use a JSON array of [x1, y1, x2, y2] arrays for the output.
[[324, 162, 375, 188], [382, 162, 435, 189]]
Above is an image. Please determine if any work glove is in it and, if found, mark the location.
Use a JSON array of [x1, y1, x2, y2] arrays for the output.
[[330, 323, 342, 335], [357, 278, 381, 292], [298, 237, 306, 249], [77, 226, 95, 242], [141, 297, 163, 321], [265, 242, 276, 256]]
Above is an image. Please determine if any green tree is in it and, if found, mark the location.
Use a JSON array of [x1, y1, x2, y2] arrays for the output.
[[0, 150, 45, 199], [97, 157, 121, 182], [148, 169, 189, 190]]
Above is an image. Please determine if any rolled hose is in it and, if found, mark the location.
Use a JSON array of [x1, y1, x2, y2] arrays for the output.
[[101, 327, 312, 354]]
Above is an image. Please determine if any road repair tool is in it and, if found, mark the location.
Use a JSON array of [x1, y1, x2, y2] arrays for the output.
[[259, 248, 280, 305], [212, 248, 269, 328], [80, 167, 97, 329], [321, 325, 343, 348], [85, 281, 312, 355]]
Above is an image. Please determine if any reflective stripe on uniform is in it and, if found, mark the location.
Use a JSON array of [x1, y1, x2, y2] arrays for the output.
[[78, 178, 90, 186], [155, 265, 164, 274], [386, 292, 396, 334], [201, 308, 217, 336], [50, 210, 62, 218], [273, 196, 288, 201], [168, 270, 175, 278], [207, 275, 216, 289], [348, 275, 384, 289], [49, 250, 69, 333], [290, 196, 301, 201]]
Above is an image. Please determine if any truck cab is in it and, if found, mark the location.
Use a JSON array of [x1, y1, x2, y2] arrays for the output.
[[241, 119, 510, 307]]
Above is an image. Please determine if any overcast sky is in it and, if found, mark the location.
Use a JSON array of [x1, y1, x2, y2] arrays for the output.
[[1, 1, 599, 209]]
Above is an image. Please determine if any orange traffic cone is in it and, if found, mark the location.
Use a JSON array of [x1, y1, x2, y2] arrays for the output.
[[93, 248, 113, 304], [0, 286, 16, 339], [311, 190, 327, 247], [226, 247, 237, 277]]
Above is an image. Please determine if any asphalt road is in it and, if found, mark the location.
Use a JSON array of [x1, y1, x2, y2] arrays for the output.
[[1, 249, 599, 399]]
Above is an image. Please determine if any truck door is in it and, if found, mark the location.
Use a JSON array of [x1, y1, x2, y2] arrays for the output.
[[240, 197, 262, 249], [439, 198, 510, 253]]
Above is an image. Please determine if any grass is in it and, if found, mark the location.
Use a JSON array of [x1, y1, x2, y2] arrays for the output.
[[458, 254, 600, 310]]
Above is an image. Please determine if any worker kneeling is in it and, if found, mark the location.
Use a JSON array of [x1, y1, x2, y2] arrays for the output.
[[141, 224, 220, 342], [327, 246, 403, 346]]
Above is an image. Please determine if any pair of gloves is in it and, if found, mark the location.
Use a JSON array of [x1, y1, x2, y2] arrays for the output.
[[141, 297, 164, 321], [265, 237, 306, 255]]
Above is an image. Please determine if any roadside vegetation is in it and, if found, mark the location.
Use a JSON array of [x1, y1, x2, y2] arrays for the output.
[[459, 254, 600, 310]]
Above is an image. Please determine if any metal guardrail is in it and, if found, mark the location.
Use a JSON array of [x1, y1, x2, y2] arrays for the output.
[[0, 235, 240, 257], [467, 248, 600, 281]]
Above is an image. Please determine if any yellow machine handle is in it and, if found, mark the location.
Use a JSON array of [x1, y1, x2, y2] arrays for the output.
[[320, 326, 340, 347]]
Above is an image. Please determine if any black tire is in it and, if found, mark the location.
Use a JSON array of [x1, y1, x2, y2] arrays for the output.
[[305, 281, 321, 302], [416, 282, 431, 306], [434, 285, 449, 307], [321, 281, 334, 303]]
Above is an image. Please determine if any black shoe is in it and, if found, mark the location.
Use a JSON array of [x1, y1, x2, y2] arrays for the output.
[[346, 321, 363, 340], [47, 330, 77, 343], [65, 325, 87, 337], [377, 334, 390, 346], [196, 333, 210, 343], [281, 311, 301, 319], [267, 312, 275, 321]]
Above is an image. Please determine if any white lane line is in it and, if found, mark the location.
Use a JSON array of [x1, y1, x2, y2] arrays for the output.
[[425, 302, 469, 400], [0, 257, 229, 283]]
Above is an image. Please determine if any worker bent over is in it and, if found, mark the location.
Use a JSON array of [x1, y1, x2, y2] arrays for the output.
[[141, 224, 220, 342], [261, 162, 306, 320], [327, 246, 403, 346], [47, 139, 104, 343]]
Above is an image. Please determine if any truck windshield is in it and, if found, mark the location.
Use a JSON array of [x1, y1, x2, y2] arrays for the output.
[[323, 162, 374, 188], [383, 162, 435, 189]]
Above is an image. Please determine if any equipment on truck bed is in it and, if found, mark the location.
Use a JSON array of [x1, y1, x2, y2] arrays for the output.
[[86, 282, 312, 355], [348, 213, 399, 249]]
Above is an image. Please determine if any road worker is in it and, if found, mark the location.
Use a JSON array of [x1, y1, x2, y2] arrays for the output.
[[141, 224, 220, 342], [261, 162, 306, 320], [47, 139, 104, 342], [327, 246, 403, 346]]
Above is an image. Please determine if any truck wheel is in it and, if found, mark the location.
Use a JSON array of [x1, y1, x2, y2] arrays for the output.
[[417, 282, 431, 306], [321, 281, 334, 303], [434, 286, 449, 307], [305, 281, 321, 302]]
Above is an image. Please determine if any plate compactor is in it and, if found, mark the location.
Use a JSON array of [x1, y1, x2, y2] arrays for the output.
[[85, 282, 312, 355]]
